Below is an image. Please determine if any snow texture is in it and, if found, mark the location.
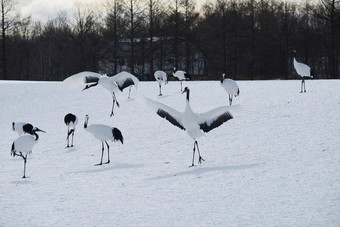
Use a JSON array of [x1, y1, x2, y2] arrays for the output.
[[1, 79, 339, 226]]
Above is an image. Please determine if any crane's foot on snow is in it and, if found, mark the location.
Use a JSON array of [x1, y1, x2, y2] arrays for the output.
[[104, 161, 110, 164], [198, 156, 205, 164], [95, 163, 103, 166]]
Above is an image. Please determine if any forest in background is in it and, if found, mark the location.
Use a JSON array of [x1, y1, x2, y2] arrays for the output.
[[0, 0, 339, 81]]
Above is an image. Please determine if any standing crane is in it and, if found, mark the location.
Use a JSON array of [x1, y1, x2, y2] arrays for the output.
[[11, 127, 46, 178], [220, 74, 240, 105], [293, 50, 314, 93], [83, 115, 124, 166], [172, 68, 191, 91], [154, 70, 168, 96], [64, 113, 78, 148]]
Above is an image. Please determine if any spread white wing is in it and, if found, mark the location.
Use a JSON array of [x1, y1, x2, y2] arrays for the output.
[[63, 71, 102, 89]]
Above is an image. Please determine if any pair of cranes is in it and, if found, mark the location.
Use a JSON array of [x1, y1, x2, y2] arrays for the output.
[[64, 113, 124, 166], [11, 122, 46, 178], [154, 68, 191, 96]]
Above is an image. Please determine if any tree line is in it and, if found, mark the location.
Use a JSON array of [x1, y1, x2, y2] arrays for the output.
[[1, 0, 339, 81]]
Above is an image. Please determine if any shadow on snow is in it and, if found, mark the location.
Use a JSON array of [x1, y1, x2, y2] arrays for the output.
[[67, 163, 144, 175], [148, 162, 264, 180]]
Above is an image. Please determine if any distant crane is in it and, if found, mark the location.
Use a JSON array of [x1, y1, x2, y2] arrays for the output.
[[293, 50, 314, 93], [172, 68, 191, 91], [113, 71, 139, 99], [154, 70, 168, 96], [12, 122, 34, 136], [64, 113, 78, 148], [11, 127, 46, 178], [83, 115, 124, 166], [139, 87, 240, 167], [220, 74, 240, 105], [63, 71, 139, 116]]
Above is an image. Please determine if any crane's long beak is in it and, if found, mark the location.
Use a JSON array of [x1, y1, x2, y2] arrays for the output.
[[36, 128, 46, 133], [82, 82, 98, 91]]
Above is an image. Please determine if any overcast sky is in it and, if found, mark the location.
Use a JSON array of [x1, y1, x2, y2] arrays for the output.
[[17, 0, 308, 22], [17, 0, 107, 22]]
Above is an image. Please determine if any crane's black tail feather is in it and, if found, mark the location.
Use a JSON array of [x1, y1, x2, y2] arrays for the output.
[[112, 128, 124, 144]]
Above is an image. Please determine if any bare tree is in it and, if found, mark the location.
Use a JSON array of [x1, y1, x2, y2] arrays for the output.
[[105, 0, 125, 74], [70, 5, 102, 72], [216, 0, 228, 75], [315, 0, 340, 78], [181, 0, 199, 74], [171, 0, 180, 70], [1, 0, 18, 79], [123, 0, 144, 75], [148, 0, 156, 74]]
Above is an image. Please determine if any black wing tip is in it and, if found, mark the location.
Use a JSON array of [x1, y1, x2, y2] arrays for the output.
[[200, 112, 233, 133], [85, 76, 100, 84], [118, 78, 134, 91], [157, 109, 185, 130]]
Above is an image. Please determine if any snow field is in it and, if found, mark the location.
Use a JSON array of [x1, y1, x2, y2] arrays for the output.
[[1, 79, 339, 226]]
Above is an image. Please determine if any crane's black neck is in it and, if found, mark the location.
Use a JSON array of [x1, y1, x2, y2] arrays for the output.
[[33, 131, 39, 141], [84, 117, 88, 128], [186, 89, 190, 101], [84, 82, 98, 90]]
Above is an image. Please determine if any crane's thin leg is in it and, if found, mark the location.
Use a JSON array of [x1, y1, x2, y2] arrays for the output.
[[95, 142, 104, 166], [229, 95, 232, 105], [128, 86, 132, 99], [196, 141, 205, 164], [66, 129, 70, 148], [71, 130, 75, 147], [303, 79, 306, 92], [22, 155, 27, 178], [159, 84, 162, 96], [190, 141, 196, 167], [110, 97, 115, 117], [180, 81, 183, 91], [110, 92, 120, 117], [105, 141, 110, 164], [300, 79, 304, 93]]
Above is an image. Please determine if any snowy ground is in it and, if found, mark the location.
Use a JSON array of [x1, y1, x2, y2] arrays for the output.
[[1, 79, 339, 226]]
